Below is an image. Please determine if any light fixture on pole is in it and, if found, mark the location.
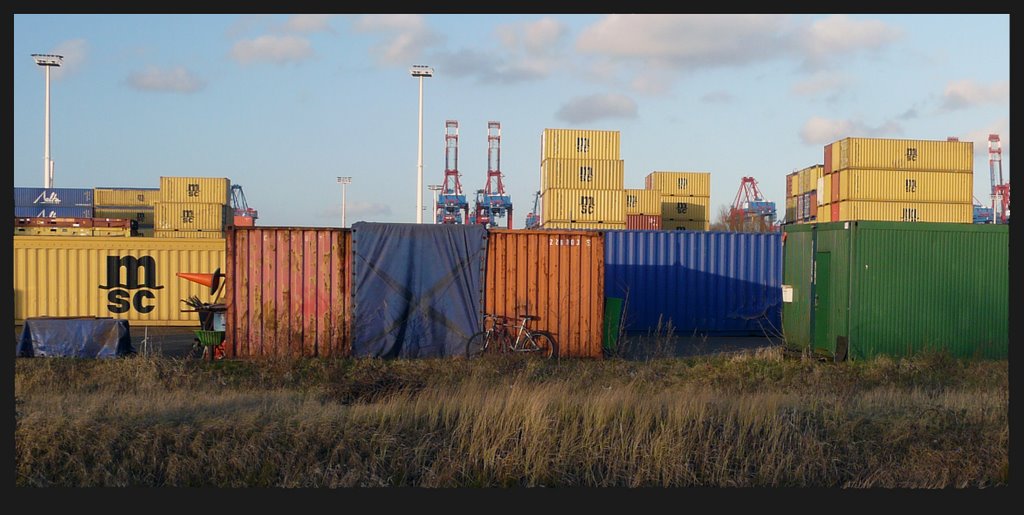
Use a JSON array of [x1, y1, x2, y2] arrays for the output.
[[410, 64, 433, 223], [32, 53, 63, 189], [427, 184, 442, 224], [337, 176, 352, 228]]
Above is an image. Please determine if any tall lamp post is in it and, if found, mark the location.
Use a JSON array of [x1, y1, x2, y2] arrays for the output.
[[410, 64, 433, 223], [427, 184, 442, 224], [337, 176, 352, 228], [32, 53, 63, 189]]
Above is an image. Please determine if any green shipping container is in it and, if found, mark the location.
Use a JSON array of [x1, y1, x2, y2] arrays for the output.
[[781, 221, 1007, 360]]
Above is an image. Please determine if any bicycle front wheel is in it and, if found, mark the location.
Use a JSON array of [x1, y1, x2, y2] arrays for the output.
[[466, 330, 492, 358], [527, 331, 557, 359]]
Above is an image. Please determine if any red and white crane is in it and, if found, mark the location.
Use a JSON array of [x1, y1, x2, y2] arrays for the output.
[[988, 134, 1009, 224], [728, 176, 777, 232], [435, 120, 469, 224], [472, 121, 513, 228]]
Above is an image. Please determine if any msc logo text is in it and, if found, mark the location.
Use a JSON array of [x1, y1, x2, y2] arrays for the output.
[[99, 256, 165, 314]]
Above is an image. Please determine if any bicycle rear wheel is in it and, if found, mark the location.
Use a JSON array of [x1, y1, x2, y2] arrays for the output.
[[527, 331, 557, 359], [466, 330, 495, 358]]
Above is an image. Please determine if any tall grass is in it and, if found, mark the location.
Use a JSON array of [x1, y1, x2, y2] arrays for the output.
[[14, 352, 1008, 487]]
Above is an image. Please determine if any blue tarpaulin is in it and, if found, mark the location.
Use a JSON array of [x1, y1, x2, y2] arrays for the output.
[[351, 222, 488, 358], [17, 317, 134, 358]]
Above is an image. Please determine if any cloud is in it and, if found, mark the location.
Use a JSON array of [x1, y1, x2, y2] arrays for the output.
[[225, 14, 271, 38], [434, 48, 556, 84], [961, 118, 1009, 160], [701, 91, 734, 104], [791, 72, 847, 96], [942, 80, 1010, 110], [800, 15, 902, 69], [496, 17, 568, 56], [351, 14, 443, 65], [45, 39, 88, 80], [556, 93, 638, 124], [283, 14, 338, 34], [231, 35, 313, 65], [126, 66, 206, 93], [799, 116, 902, 145]]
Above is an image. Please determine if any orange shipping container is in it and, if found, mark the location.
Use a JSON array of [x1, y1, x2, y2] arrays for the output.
[[225, 227, 352, 359], [485, 229, 605, 359]]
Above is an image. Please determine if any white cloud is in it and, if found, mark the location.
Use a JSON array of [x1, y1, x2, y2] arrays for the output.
[[497, 17, 567, 56], [353, 14, 425, 32], [231, 35, 313, 65], [351, 14, 443, 65], [126, 66, 206, 93], [791, 72, 847, 96], [801, 15, 902, 69], [556, 93, 638, 124], [46, 39, 88, 80], [961, 118, 1009, 160], [283, 14, 337, 34], [799, 116, 902, 145], [630, 70, 673, 95], [942, 80, 1010, 110]]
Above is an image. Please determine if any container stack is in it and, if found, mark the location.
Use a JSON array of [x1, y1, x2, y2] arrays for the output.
[[785, 165, 823, 224], [13, 187, 94, 219], [153, 176, 231, 238], [645, 171, 711, 231], [538, 128, 626, 230], [624, 189, 661, 229], [93, 187, 159, 237], [820, 137, 973, 223]]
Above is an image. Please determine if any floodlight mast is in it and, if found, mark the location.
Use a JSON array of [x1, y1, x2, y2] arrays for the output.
[[32, 53, 63, 189], [410, 64, 433, 223]]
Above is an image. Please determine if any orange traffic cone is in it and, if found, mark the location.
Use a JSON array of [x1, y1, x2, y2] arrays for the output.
[[177, 267, 224, 295]]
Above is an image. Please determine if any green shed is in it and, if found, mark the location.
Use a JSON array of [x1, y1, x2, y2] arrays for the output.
[[781, 221, 1007, 360]]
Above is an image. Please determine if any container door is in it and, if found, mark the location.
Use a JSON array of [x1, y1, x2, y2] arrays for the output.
[[813, 252, 831, 353]]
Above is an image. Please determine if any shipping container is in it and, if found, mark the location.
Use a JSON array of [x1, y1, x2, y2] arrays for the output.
[[232, 215, 256, 227], [624, 189, 661, 216], [153, 229, 226, 239], [15, 216, 92, 228], [644, 171, 711, 197], [829, 200, 971, 223], [830, 169, 973, 203], [159, 176, 231, 204], [541, 128, 620, 161], [786, 172, 797, 198], [785, 197, 797, 224], [541, 158, 625, 191], [540, 221, 626, 230], [15, 206, 94, 218], [14, 226, 94, 237], [625, 214, 662, 230], [831, 172, 839, 203], [809, 192, 818, 219], [817, 202, 832, 223], [91, 227, 132, 237], [14, 187, 94, 207], [833, 137, 972, 172], [781, 221, 1007, 360], [817, 176, 828, 205], [135, 226, 154, 238], [93, 187, 160, 207], [824, 143, 833, 176], [225, 227, 352, 359], [485, 229, 605, 358], [154, 201, 227, 231], [662, 220, 710, 231], [542, 188, 625, 223], [796, 165, 823, 194], [13, 235, 226, 325], [605, 230, 782, 335], [660, 195, 710, 221], [94, 206, 155, 226]]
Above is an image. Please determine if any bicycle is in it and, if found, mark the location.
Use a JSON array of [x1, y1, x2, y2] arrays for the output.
[[466, 313, 558, 359]]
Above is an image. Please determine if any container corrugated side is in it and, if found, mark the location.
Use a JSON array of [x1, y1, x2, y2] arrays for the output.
[[485, 229, 605, 359], [14, 226, 94, 236], [832, 200, 971, 223], [15, 206, 94, 218], [159, 176, 231, 204], [644, 171, 711, 197], [817, 202, 832, 223], [225, 227, 352, 359], [624, 189, 660, 215], [154, 201, 227, 231], [541, 158, 625, 191], [836, 137, 972, 172], [625, 214, 661, 230], [832, 169, 973, 203], [785, 197, 797, 223], [93, 188, 160, 207], [541, 128, 620, 161], [662, 220, 709, 231], [542, 188, 625, 223], [540, 221, 626, 230], [660, 195, 711, 221], [14, 187, 94, 207], [94, 206, 155, 226], [153, 229, 226, 239], [13, 235, 226, 325]]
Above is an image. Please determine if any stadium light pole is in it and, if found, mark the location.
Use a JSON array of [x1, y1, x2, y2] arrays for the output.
[[428, 184, 442, 224], [410, 65, 433, 223], [32, 53, 63, 189], [337, 177, 352, 228]]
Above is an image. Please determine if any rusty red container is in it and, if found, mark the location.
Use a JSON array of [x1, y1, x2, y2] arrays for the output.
[[625, 214, 662, 230]]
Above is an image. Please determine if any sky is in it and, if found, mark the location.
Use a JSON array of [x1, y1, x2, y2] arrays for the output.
[[12, 14, 1010, 228]]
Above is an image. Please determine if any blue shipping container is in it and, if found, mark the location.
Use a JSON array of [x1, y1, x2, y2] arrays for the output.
[[14, 206, 94, 218], [14, 187, 94, 207], [604, 230, 783, 336]]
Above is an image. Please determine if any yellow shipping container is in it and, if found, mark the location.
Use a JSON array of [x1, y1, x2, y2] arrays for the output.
[[541, 128, 620, 161], [154, 202, 227, 231], [94, 206, 155, 226], [14, 226, 93, 237], [13, 235, 226, 325], [92, 227, 132, 237], [829, 200, 971, 223], [542, 188, 625, 223], [541, 158, 625, 191], [660, 195, 711, 221], [796, 165, 823, 194], [786, 172, 798, 198], [785, 197, 797, 222], [159, 176, 231, 204], [152, 229, 225, 239], [135, 226, 154, 238], [93, 187, 160, 207], [624, 189, 661, 215], [817, 202, 832, 223], [834, 137, 973, 172], [662, 220, 709, 231], [832, 169, 973, 203], [644, 171, 711, 196], [539, 221, 626, 230]]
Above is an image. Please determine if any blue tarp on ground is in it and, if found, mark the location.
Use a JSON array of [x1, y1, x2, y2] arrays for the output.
[[17, 317, 134, 358], [351, 222, 488, 358]]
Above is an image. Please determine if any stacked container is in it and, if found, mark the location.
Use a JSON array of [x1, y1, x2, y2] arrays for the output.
[[93, 187, 159, 237], [645, 171, 711, 231], [153, 176, 231, 238], [785, 165, 823, 224], [13, 187, 94, 219], [538, 129, 626, 230], [820, 137, 973, 223]]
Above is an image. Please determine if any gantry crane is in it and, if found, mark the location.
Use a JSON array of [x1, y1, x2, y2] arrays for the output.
[[728, 176, 777, 232], [989, 134, 1010, 224], [524, 190, 541, 229], [229, 184, 257, 226], [471, 121, 513, 228], [435, 120, 469, 224]]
